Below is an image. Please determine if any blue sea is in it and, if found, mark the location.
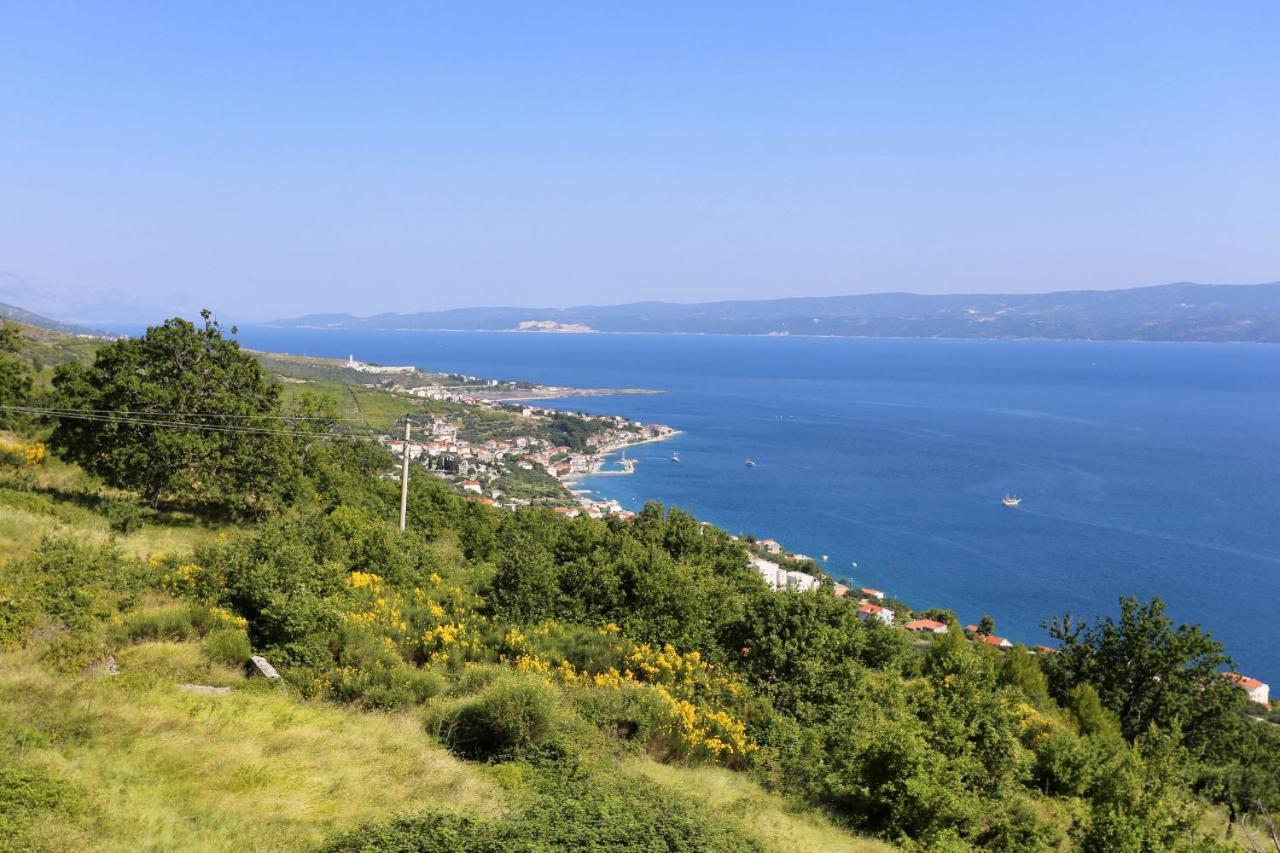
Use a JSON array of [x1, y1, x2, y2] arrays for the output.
[[229, 327, 1280, 684]]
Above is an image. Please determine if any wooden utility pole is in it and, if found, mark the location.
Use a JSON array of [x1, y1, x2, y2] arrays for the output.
[[399, 418, 411, 532]]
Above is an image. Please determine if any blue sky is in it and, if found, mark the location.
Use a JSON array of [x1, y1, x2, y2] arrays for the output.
[[1, 2, 1278, 322]]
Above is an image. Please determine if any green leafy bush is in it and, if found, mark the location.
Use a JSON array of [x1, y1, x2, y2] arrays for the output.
[[0, 766, 87, 838], [102, 498, 155, 534], [41, 632, 107, 674], [203, 626, 252, 666], [109, 602, 202, 644], [431, 673, 559, 762], [0, 536, 130, 648]]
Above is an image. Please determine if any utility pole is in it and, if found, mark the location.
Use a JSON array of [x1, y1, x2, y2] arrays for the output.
[[399, 418, 411, 532]]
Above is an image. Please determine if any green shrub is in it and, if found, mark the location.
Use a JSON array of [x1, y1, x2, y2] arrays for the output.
[[0, 766, 87, 838], [41, 632, 106, 674], [2, 536, 131, 646], [447, 663, 506, 697], [204, 627, 252, 666], [431, 674, 558, 762], [102, 499, 155, 534], [109, 602, 201, 644], [324, 810, 490, 852], [566, 682, 652, 747], [0, 585, 38, 649]]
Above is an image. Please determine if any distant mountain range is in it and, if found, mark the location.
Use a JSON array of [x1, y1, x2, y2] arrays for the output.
[[269, 282, 1280, 343], [0, 302, 103, 336]]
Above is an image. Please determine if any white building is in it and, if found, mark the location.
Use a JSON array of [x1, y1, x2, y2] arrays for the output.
[[750, 557, 785, 590], [1227, 673, 1271, 706], [749, 558, 818, 593], [784, 570, 819, 592], [856, 603, 895, 626]]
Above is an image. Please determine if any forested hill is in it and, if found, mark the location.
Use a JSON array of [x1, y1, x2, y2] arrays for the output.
[[269, 281, 1280, 342]]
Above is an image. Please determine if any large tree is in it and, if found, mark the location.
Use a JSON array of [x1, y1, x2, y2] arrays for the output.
[[0, 321, 33, 422], [50, 312, 296, 511], [1043, 596, 1243, 757]]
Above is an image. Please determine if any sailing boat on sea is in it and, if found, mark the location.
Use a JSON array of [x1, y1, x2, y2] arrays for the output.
[[1002, 494, 1021, 507], [671, 451, 680, 462]]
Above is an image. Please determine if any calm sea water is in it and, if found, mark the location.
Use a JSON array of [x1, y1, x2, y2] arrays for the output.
[[228, 327, 1280, 683]]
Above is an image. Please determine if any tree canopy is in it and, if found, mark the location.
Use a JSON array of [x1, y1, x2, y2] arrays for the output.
[[0, 321, 32, 422], [1043, 596, 1244, 757], [49, 312, 297, 512]]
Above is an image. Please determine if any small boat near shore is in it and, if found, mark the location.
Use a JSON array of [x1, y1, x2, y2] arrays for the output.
[[671, 452, 680, 462], [1002, 494, 1022, 508]]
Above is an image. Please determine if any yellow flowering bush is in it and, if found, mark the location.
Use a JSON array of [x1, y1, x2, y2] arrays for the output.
[[0, 438, 46, 467], [161, 562, 204, 596], [505, 638, 756, 766]]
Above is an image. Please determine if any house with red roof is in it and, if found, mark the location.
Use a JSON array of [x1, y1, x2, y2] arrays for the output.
[[904, 618, 948, 635], [1225, 673, 1271, 706], [460, 480, 482, 494], [978, 634, 1013, 649], [856, 602, 894, 626]]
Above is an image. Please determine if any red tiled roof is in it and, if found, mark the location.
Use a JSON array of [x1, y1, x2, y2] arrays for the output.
[[1226, 672, 1266, 690], [904, 619, 946, 631], [857, 603, 884, 614], [979, 635, 1010, 647]]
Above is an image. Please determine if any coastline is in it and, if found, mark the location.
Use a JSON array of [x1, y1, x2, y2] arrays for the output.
[[570, 430, 1042, 651], [562, 429, 681, 487]]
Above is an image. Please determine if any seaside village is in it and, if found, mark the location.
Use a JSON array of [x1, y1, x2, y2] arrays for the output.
[[377, 384, 1273, 714], [382, 403, 677, 521]]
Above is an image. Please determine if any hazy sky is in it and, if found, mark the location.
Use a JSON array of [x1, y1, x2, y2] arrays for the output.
[[2, 2, 1278, 322]]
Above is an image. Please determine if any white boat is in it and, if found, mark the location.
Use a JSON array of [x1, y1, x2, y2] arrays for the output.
[[821, 554, 829, 562], [1002, 494, 1022, 507], [745, 458, 757, 468], [671, 452, 680, 462]]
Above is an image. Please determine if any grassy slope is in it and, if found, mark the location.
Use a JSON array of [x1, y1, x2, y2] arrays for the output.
[[631, 761, 891, 853], [0, 458, 228, 563], [1, 648, 505, 853], [0, 462, 889, 852]]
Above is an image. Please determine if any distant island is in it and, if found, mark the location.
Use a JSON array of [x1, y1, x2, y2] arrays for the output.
[[268, 281, 1280, 343]]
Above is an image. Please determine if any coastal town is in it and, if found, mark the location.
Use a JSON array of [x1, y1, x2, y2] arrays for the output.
[[382, 401, 677, 519]]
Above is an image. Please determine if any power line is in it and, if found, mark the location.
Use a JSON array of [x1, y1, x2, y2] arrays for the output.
[[0, 404, 379, 423], [0, 405, 409, 441]]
